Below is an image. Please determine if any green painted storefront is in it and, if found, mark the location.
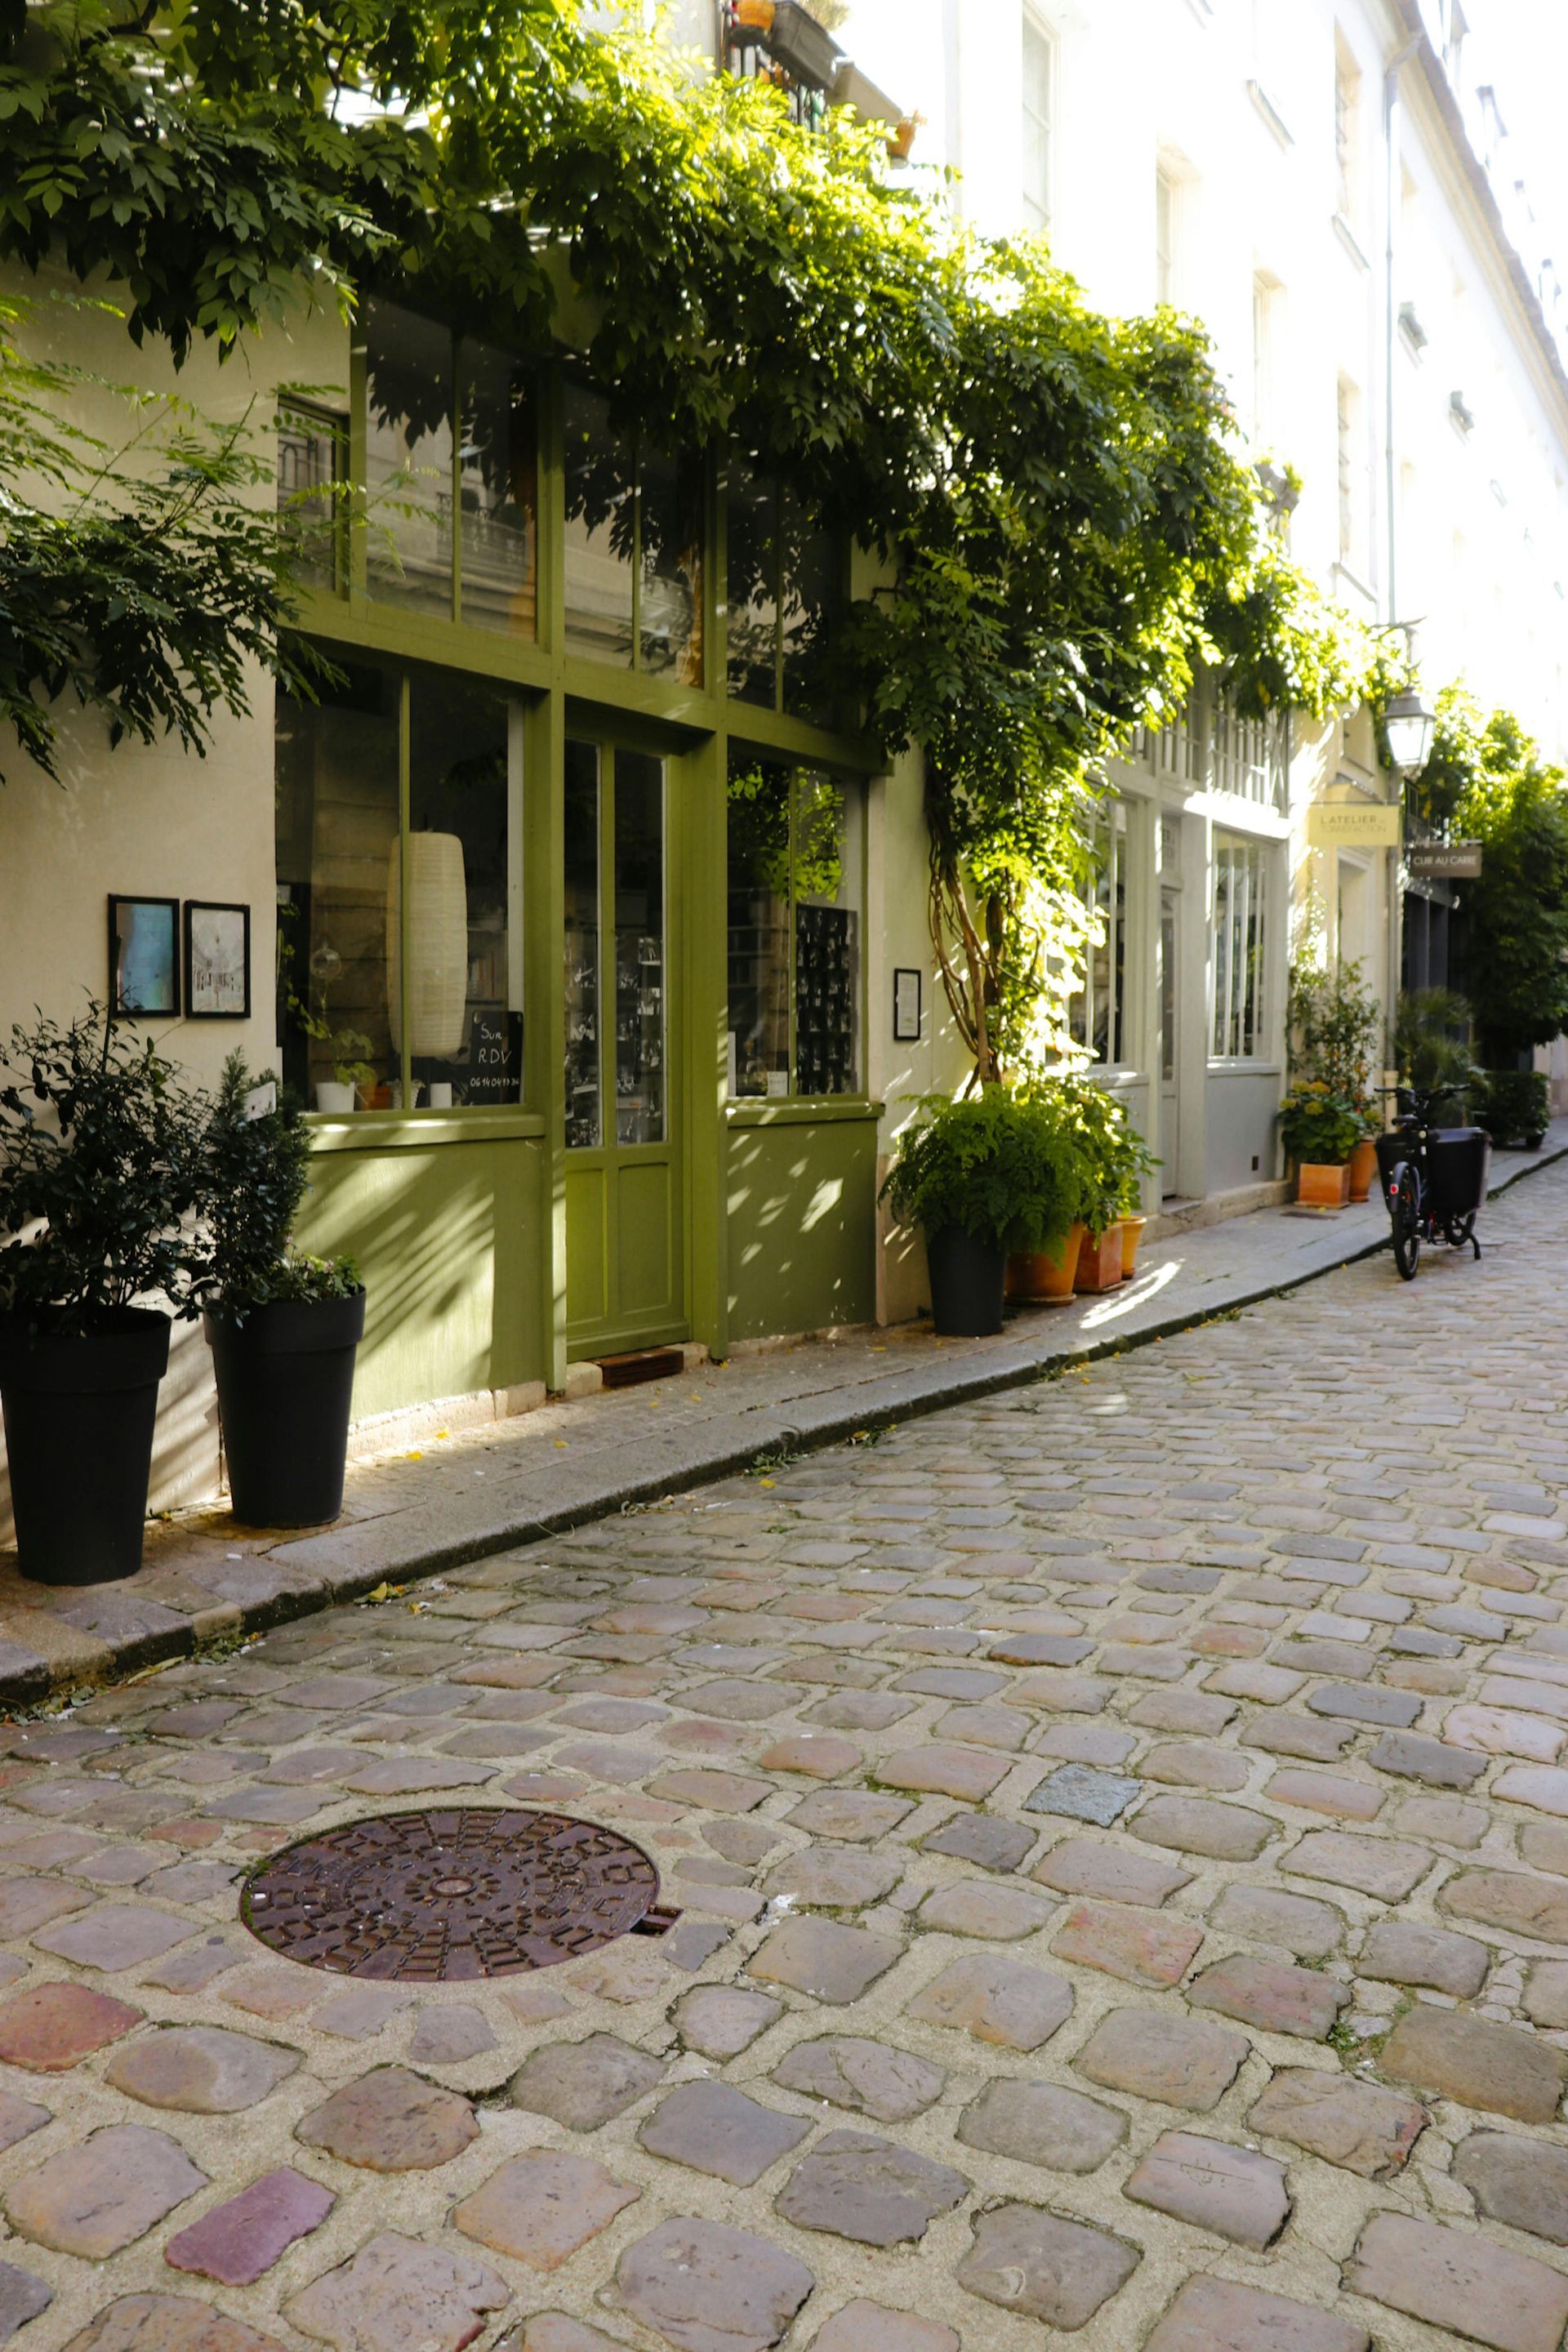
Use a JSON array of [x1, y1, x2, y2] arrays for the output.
[[282, 304, 883, 1422]]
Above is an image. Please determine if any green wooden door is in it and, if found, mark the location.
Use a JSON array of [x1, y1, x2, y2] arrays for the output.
[[564, 736, 684, 1356]]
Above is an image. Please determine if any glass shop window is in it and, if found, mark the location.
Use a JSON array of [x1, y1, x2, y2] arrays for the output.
[[276, 660, 402, 1109], [639, 443, 705, 683], [404, 669, 519, 1107], [364, 301, 455, 618], [727, 755, 862, 1098], [564, 741, 603, 1148], [1212, 831, 1268, 1059], [564, 381, 635, 666]]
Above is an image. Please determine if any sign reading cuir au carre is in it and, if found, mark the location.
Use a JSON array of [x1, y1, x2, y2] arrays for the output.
[[1406, 840, 1482, 880]]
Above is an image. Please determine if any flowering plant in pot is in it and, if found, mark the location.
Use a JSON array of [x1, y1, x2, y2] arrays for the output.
[[1277, 1080, 1362, 1205], [0, 1006, 207, 1584], [880, 1089, 1086, 1336], [193, 1054, 363, 1528]]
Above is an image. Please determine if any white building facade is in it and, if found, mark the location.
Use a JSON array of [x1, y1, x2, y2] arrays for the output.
[[831, 0, 1568, 1195]]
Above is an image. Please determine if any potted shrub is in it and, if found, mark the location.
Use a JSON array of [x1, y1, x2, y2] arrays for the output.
[[1048, 1077, 1157, 1293], [1001, 1084, 1095, 1307], [0, 1007, 206, 1585], [195, 1055, 363, 1527], [881, 1089, 1082, 1337], [1477, 1068, 1549, 1149], [1278, 1082, 1361, 1206]]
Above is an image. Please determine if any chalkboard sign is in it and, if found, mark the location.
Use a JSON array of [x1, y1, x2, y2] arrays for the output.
[[418, 1006, 521, 1105]]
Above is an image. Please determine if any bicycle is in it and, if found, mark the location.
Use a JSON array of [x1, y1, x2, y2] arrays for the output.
[[1374, 1086, 1490, 1282]]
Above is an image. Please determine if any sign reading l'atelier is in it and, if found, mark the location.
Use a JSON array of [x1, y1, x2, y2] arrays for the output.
[[1305, 803, 1402, 846]]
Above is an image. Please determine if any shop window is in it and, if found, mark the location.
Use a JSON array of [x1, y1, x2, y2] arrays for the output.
[[725, 466, 841, 722], [362, 300, 537, 636], [276, 660, 402, 1108], [564, 382, 703, 679], [562, 742, 668, 1148], [278, 652, 522, 1111], [727, 755, 862, 1098], [1212, 831, 1268, 1059], [564, 742, 603, 1146], [277, 401, 346, 593], [1069, 802, 1127, 1067], [405, 670, 519, 1106]]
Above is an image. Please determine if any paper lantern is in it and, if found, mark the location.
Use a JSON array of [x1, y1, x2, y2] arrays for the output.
[[388, 832, 467, 1056]]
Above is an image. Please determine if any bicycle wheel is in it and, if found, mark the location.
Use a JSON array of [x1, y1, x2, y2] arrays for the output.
[[1392, 1167, 1422, 1281]]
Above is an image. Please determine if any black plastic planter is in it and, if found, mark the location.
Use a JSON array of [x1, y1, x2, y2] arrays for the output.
[[0, 1308, 171, 1585], [205, 1290, 366, 1529], [925, 1223, 1007, 1338]]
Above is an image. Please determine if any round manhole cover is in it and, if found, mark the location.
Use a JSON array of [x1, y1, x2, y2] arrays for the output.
[[238, 1808, 665, 1980]]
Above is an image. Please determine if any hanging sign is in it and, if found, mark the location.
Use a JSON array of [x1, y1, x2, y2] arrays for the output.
[[1305, 803, 1401, 846], [1406, 840, 1482, 880]]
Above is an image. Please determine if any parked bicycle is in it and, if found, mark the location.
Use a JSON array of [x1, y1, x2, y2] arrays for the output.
[[1374, 1085, 1490, 1281]]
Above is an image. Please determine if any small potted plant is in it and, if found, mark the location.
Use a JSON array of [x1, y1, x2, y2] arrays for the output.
[[194, 1055, 363, 1527], [1278, 1081, 1362, 1206], [1347, 1092, 1382, 1201], [1477, 1068, 1549, 1150], [0, 1006, 206, 1584], [880, 1089, 1082, 1337], [1046, 1077, 1156, 1293]]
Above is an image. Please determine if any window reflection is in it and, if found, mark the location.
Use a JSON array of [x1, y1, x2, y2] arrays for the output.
[[364, 301, 454, 617], [405, 671, 518, 1106], [727, 755, 862, 1098], [727, 466, 778, 707], [564, 742, 603, 1147], [458, 341, 537, 639], [564, 382, 635, 666], [639, 445, 704, 683]]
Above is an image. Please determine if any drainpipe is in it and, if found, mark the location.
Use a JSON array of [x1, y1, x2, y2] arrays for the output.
[[1383, 33, 1419, 1084]]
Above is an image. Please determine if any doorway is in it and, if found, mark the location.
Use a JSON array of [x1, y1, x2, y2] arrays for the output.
[[564, 737, 684, 1357], [1160, 885, 1181, 1196]]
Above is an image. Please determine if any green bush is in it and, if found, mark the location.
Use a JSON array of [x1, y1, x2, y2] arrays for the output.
[[1477, 1068, 1550, 1144], [880, 1089, 1091, 1255], [193, 1054, 359, 1316], [1277, 1084, 1362, 1167], [1027, 1075, 1160, 1235], [0, 1005, 208, 1334]]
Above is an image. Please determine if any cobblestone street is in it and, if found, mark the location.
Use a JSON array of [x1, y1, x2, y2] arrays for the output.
[[2, 1176, 1568, 2352]]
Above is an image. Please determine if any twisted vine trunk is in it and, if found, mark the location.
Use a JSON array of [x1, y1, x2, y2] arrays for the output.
[[927, 834, 1007, 1091]]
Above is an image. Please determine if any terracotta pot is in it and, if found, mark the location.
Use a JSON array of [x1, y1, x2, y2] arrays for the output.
[[1297, 1160, 1351, 1207], [1120, 1215, 1147, 1280], [1007, 1223, 1085, 1305], [1074, 1227, 1123, 1294], [1348, 1138, 1379, 1202]]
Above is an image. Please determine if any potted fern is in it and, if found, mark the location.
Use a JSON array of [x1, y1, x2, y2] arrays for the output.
[[0, 1008, 206, 1584], [194, 1056, 363, 1526], [881, 1089, 1085, 1336]]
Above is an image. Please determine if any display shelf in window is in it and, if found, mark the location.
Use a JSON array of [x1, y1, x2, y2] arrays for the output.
[[794, 900, 858, 1095]]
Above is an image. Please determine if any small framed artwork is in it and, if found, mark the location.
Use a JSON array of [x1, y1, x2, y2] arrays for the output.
[[893, 966, 923, 1043], [109, 896, 180, 1018], [185, 901, 252, 1019]]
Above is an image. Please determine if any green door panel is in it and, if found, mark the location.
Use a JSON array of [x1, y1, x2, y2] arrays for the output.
[[617, 1158, 675, 1320], [727, 1114, 877, 1340], [564, 1159, 610, 1332]]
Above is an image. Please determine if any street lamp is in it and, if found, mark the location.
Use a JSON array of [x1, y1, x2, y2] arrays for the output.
[[1383, 681, 1437, 776]]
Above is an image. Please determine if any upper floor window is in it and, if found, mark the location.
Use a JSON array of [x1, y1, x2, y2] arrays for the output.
[[1334, 34, 1362, 223], [1156, 166, 1178, 305], [1252, 273, 1283, 445], [727, 466, 841, 724], [362, 299, 538, 639], [277, 401, 346, 594], [563, 381, 704, 681], [1022, 10, 1054, 230], [1337, 373, 1365, 568]]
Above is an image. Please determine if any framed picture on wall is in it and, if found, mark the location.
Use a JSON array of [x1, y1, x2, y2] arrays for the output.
[[109, 895, 180, 1018], [185, 901, 252, 1018], [893, 966, 923, 1043]]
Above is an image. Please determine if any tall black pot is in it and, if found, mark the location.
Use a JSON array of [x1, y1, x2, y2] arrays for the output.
[[205, 1290, 366, 1529], [0, 1308, 171, 1586], [924, 1223, 1007, 1338]]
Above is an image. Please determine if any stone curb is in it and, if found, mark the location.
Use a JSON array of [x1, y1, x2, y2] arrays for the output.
[[2, 1135, 1562, 1713]]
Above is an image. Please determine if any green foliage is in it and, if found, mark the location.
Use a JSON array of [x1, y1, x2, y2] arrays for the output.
[[1395, 988, 1479, 1105], [194, 1054, 359, 1312], [0, 297, 323, 782], [2, 0, 1376, 1076], [1454, 751, 1568, 1058], [1021, 1072, 1159, 1232], [1288, 956, 1380, 1135], [1477, 1067, 1549, 1144], [1276, 1084, 1362, 1168], [880, 1089, 1091, 1254], [0, 1003, 207, 1330]]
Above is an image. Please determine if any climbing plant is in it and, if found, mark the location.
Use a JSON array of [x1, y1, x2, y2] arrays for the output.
[[1, 0, 1373, 1072]]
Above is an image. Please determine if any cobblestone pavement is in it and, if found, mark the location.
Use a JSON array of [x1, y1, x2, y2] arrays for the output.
[[1, 1177, 1567, 2350]]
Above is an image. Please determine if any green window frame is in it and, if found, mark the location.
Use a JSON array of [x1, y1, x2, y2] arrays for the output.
[[727, 754, 865, 1102]]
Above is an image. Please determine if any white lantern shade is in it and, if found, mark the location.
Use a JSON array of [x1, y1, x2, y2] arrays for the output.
[[388, 832, 468, 1058], [1383, 687, 1437, 776]]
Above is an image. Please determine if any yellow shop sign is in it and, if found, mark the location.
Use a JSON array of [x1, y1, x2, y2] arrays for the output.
[[1305, 803, 1402, 846]]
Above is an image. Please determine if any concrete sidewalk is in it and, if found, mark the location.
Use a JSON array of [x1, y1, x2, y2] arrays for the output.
[[2, 1122, 1564, 1710]]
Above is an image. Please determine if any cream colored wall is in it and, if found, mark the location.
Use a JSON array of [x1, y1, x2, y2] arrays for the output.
[[0, 273, 351, 1540]]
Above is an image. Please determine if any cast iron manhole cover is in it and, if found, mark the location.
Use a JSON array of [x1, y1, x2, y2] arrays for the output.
[[239, 1808, 670, 1980]]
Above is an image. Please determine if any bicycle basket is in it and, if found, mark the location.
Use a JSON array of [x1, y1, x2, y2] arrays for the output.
[[1426, 1128, 1490, 1218]]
